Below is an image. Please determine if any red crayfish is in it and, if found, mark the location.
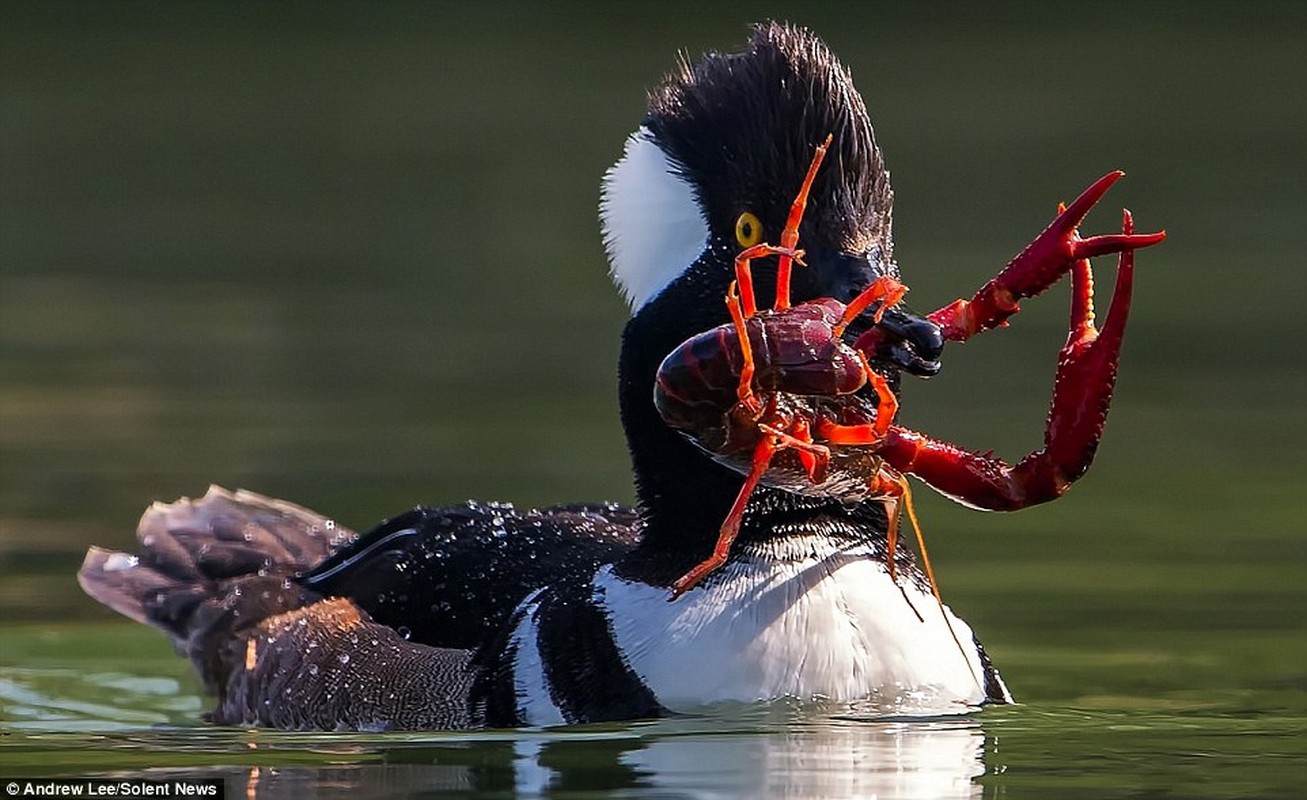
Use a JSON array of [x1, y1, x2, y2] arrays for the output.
[[654, 134, 1165, 599]]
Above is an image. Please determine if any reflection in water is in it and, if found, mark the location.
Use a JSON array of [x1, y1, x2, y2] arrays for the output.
[[225, 716, 987, 798], [618, 720, 986, 799], [4, 662, 989, 797]]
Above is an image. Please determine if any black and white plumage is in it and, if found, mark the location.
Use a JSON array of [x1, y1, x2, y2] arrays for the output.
[[78, 22, 1011, 731]]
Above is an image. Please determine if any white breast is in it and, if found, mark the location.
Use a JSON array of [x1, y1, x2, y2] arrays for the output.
[[595, 545, 990, 716]]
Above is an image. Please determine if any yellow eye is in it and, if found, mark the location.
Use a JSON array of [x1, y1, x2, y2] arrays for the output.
[[734, 212, 764, 248]]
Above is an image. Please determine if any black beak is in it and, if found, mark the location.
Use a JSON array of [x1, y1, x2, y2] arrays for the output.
[[868, 306, 943, 377], [800, 248, 945, 378]]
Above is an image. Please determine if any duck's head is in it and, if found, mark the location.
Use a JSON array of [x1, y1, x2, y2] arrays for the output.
[[601, 23, 940, 565]]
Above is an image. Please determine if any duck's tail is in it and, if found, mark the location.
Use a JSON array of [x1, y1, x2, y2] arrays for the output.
[[80, 486, 479, 730], [77, 486, 348, 693]]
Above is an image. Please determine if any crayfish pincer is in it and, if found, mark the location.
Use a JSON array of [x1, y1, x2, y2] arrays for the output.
[[655, 135, 1165, 599]]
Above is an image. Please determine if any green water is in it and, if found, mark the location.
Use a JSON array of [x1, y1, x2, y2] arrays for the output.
[[3, 3, 1305, 797]]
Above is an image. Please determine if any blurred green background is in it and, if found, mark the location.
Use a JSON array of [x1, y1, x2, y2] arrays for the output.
[[3, 3, 1306, 794], [2, 0, 1305, 696]]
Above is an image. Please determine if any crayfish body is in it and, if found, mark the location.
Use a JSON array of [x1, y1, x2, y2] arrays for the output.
[[655, 296, 896, 503], [654, 135, 1165, 599]]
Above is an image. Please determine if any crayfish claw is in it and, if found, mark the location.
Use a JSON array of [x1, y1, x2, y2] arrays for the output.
[[925, 172, 1164, 343], [1071, 229, 1167, 261], [1042, 208, 1137, 482], [1054, 170, 1124, 235], [1099, 210, 1142, 342]]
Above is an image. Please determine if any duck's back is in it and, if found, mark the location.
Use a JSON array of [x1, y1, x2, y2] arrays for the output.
[[78, 486, 640, 730]]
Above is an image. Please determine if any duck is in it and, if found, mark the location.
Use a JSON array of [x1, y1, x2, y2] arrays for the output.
[[78, 22, 1012, 731]]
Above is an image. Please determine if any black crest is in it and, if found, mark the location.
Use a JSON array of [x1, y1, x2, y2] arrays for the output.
[[646, 22, 894, 257]]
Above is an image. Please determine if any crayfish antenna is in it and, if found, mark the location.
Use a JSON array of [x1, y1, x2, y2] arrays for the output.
[[893, 473, 984, 694]]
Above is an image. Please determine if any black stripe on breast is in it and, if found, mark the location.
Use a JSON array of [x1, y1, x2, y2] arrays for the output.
[[973, 635, 1014, 704], [534, 580, 663, 724]]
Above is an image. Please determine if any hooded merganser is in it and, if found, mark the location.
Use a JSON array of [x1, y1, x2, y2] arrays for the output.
[[78, 22, 1012, 731]]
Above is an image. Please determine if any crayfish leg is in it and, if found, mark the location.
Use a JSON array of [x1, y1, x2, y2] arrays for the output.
[[815, 417, 888, 446], [810, 354, 898, 443], [867, 469, 938, 600], [669, 436, 778, 600], [668, 415, 835, 599], [867, 470, 905, 584], [833, 276, 907, 337], [733, 243, 807, 319], [860, 351, 898, 438], [758, 420, 831, 484], [774, 133, 833, 311], [725, 281, 760, 411], [733, 250, 759, 319]]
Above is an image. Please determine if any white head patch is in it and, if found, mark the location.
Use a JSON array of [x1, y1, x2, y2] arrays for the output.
[[600, 127, 710, 311]]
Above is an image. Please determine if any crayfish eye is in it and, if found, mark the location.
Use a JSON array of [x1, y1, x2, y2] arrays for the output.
[[734, 212, 764, 248]]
